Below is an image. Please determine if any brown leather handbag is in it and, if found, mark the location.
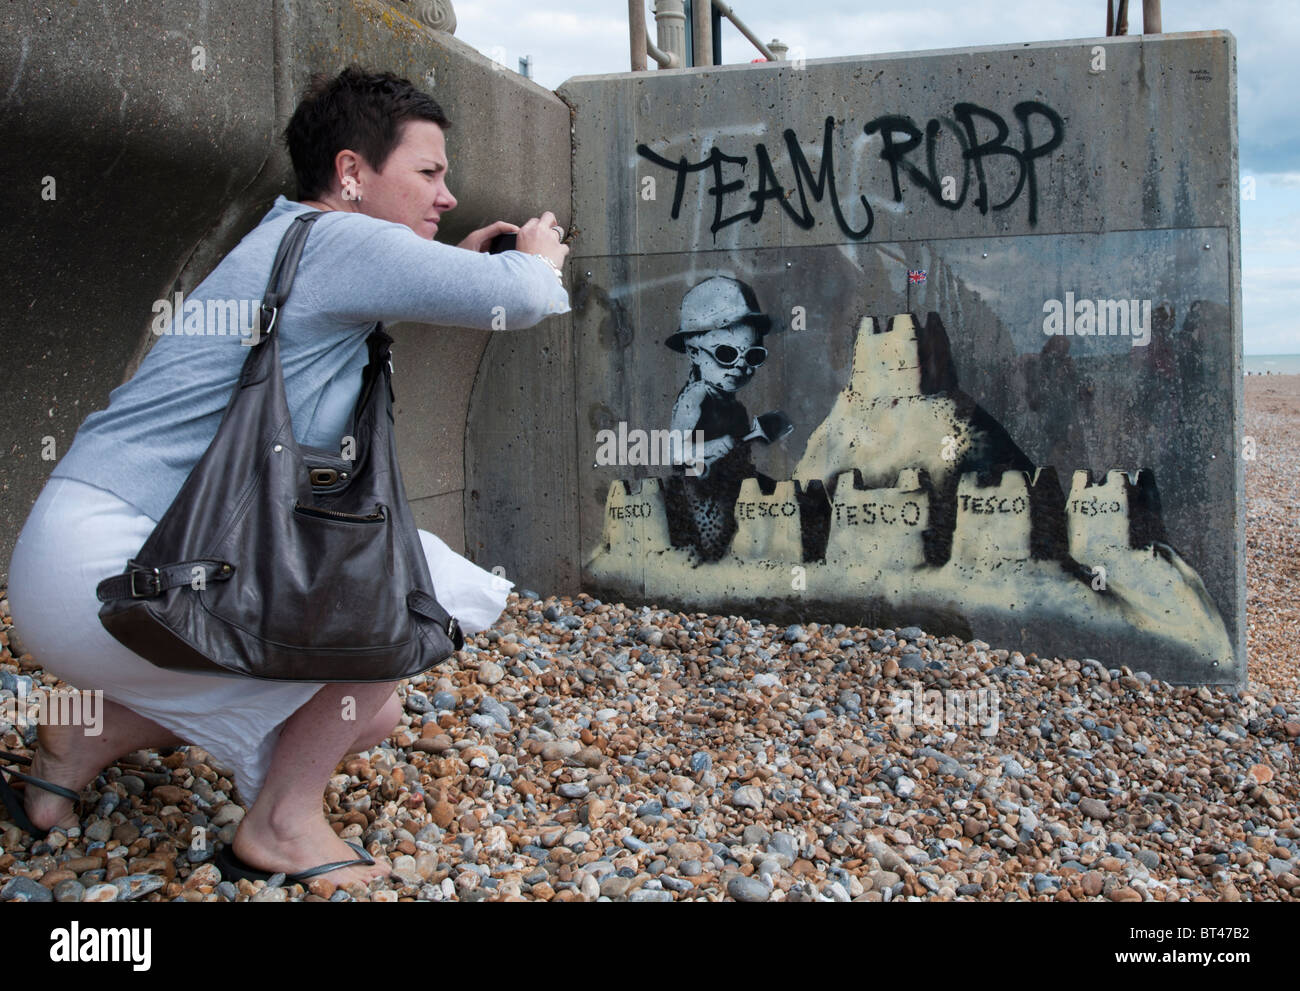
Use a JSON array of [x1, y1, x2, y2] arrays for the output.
[[94, 212, 463, 681]]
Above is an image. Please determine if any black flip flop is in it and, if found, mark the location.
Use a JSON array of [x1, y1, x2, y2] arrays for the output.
[[0, 750, 83, 839], [214, 840, 376, 886]]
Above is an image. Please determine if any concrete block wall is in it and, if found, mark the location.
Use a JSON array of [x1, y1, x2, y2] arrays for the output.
[[560, 33, 1244, 683]]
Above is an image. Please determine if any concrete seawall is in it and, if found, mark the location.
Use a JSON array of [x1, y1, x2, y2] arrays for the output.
[[558, 32, 1244, 683]]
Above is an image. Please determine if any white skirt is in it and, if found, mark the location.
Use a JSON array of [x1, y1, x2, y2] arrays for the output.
[[5, 477, 512, 807]]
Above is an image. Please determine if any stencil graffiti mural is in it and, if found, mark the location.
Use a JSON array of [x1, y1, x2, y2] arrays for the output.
[[663, 276, 793, 561], [586, 302, 1233, 676]]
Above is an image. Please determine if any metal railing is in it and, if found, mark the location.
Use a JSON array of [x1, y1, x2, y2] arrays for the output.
[[630, 0, 1166, 73], [1106, 0, 1162, 35], [629, 0, 780, 71]]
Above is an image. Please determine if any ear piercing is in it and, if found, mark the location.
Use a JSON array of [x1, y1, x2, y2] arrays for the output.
[[341, 176, 362, 202]]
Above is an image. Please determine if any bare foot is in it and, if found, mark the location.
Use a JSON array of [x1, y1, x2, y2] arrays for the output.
[[20, 723, 97, 834], [232, 808, 392, 888]]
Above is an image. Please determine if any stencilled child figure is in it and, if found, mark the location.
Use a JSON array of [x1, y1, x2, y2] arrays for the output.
[[667, 276, 784, 562]]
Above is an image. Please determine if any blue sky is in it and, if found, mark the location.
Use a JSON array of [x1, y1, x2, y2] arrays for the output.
[[454, 1, 1298, 354]]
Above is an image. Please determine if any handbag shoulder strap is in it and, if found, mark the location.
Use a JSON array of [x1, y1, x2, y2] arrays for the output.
[[258, 210, 324, 336], [254, 210, 395, 403]]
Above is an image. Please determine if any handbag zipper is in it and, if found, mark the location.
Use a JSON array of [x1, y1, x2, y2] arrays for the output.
[[293, 501, 386, 523]]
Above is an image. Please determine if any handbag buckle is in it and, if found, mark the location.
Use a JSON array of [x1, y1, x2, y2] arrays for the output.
[[130, 566, 162, 598], [309, 468, 339, 486], [446, 616, 462, 650]]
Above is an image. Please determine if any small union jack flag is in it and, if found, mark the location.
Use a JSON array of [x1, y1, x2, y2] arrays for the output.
[[907, 269, 927, 285]]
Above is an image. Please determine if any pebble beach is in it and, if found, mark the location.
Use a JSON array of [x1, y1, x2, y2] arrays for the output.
[[1, 378, 1297, 904]]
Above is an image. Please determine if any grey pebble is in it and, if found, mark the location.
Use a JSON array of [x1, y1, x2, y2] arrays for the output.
[[628, 888, 674, 902], [53, 879, 86, 903], [118, 775, 146, 796], [743, 825, 770, 846], [187, 843, 215, 864], [1267, 858, 1295, 878], [2, 876, 53, 902], [480, 697, 514, 723], [767, 832, 798, 861], [727, 876, 772, 902], [1032, 873, 1060, 892], [114, 874, 166, 901], [94, 791, 121, 818], [1000, 757, 1027, 779], [404, 691, 433, 715]]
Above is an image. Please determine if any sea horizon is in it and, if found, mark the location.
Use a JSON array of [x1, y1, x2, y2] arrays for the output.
[[1245, 354, 1300, 375]]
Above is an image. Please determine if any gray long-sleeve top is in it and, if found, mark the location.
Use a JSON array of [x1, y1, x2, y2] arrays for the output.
[[50, 195, 571, 521]]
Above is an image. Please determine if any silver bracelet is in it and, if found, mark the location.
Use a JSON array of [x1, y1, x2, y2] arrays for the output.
[[533, 253, 563, 283]]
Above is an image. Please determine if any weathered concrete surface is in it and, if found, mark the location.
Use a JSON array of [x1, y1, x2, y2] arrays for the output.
[[565, 32, 1239, 252], [0, 0, 572, 586], [463, 316, 580, 588], [559, 33, 1243, 683], [0, 0, 274, 582]]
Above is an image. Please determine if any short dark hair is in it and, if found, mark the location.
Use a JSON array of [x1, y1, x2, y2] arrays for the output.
[[283, 65, 452, 200]]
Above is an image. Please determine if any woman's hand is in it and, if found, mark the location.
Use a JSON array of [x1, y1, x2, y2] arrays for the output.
[[516, 211, 569, 270], [457, 220, 520, 253]]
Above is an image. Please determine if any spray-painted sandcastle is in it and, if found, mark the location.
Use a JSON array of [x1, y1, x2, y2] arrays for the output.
[[585, 313, 1233, 675]]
